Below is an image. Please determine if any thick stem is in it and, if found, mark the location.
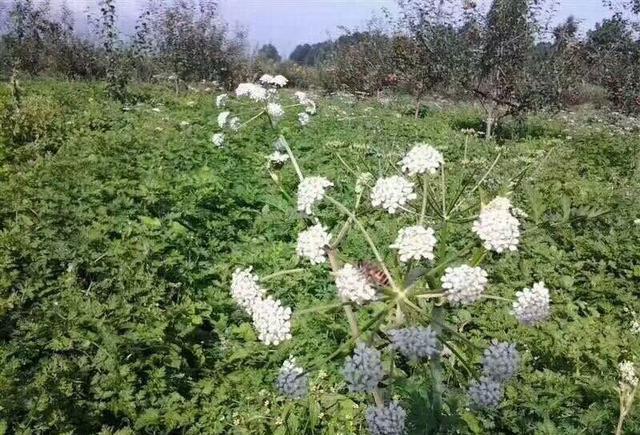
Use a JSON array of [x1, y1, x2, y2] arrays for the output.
[[429, 303, 445, 430], [278, 135, 304, 181], [420, 173, 428, 225]]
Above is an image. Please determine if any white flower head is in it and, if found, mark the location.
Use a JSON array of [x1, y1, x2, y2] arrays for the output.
[[619, 361, 638, 388], [441, 265, 488, 306], [267, 102, 285, 122], [370, 176, 417, 214], [272, 74, 288, 87], [259, 74, 274, 84], [399, 143, 444, 176], [296, 224, 331, 264], [268, 151, 289, 166], [390, 225, 437, 262], [216, 93, 228, 108], [228, 116, 241, 131], [235, 83, 268, 102], [512, 281, 551, 326], [217, 111, 231, 128], [297, 176, 333, 215], [212, 132, 225, 148], [295, 91, 316, 114], [276, 356, 309, 399], [335, 264, 377, 304], [252, 296, 292, 345], [298, 112, 310, 126], [230, 267, 266, 315], [472, 198, 521, 253]]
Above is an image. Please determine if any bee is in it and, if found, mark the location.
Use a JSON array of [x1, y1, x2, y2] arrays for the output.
[[358, 262, 391, 288]]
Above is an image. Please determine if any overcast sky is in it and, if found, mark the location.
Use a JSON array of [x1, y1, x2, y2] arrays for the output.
[[50, 0, 613, 58]]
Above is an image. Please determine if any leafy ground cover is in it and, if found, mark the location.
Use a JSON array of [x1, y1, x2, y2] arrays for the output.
[[0, 81, 639, 434]]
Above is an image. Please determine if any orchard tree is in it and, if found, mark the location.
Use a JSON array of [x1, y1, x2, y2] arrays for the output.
[[257, 43, 281, 62]]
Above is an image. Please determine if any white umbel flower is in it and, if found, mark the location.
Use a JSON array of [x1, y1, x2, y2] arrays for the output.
[[441, 265, 488, 305], [399, 143, 444, 176], [370, 176, 417, 214], [390, 225, 437, 262], [235, 83, 268, 101], [215, 93, 228, 108], [212, 132, 225, 148], [365, 402, 407, 435], [619, 361, 638, 388], [217, 111, 231, 128], [230, 267, 266, 315], [276, 356, 309, 399], [295, 91, 316, 114], [296, 224, 331, 264], [334, 264, 377, 304], [512, 281, 550, 326], [297, 176, 333, 215], [268, 151, 289, 165], [267, 102, 285, 121], [252, 296, 292, 345], [298, 112, 310, 126], [259, 74, 274, 84], [272, 74, 288, 87], [228, 116, 241, 131], [472, 198, 521, 253]]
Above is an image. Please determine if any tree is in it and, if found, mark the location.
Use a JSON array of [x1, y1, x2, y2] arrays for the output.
[[257, 43, 280, 62]]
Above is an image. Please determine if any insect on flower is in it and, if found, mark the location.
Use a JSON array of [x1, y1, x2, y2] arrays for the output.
[[358, 262, 391, 288]]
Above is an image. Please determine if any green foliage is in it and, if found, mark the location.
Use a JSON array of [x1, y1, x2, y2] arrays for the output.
[[0, 81, 639, 434]]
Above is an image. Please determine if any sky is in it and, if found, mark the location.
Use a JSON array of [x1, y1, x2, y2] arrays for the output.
[[49, 0, 613, 58]]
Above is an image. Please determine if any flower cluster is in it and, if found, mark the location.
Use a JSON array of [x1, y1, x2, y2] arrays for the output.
[[230, 267, 266, 315], [441, 265, 488, 305], [388, 326, 439, 361], [217, 111, 240, 131], [276, 357, 309, 399], [399, 143, 444, 176], [481, 340, 520, 382], [295, 91, 317, 114], [512, 281, 551, 326], [267, 102, 285, 122], [268, 150, 289, 166], [252, 296, 293, 345], [390, 225, 437, 262], [335, 264, 377, 304], [472, 196, 521, 253], [365, 402, 407, 435], [229, 268, 292, 345], [235, 82, 268, 101], [370, 176, 417, 214], [343, 343, 384, 393], [619, 361, 638, 388], [298, 112, 310, 126], [469, 376, 504, 408], [211, 132, 225, 148], [216, 93, 228, 108], [260, 74, 288, 87], [296, 224, 331, 264], [297, 176, 333, 215]]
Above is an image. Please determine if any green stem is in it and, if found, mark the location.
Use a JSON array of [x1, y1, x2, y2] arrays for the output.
[[440, 166, 447, 219], [420, 173, 429, 225], [429, 303, 445, 430], [277, 135, 304, 181]]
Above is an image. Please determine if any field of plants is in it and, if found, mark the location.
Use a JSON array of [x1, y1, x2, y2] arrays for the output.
[[0, 80, 639, 434]]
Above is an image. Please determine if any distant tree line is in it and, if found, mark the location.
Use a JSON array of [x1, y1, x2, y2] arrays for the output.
[[1, 0, 639, 123]]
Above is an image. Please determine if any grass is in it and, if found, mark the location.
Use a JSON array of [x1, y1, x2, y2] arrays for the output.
[[0, 80, 639, 434]]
